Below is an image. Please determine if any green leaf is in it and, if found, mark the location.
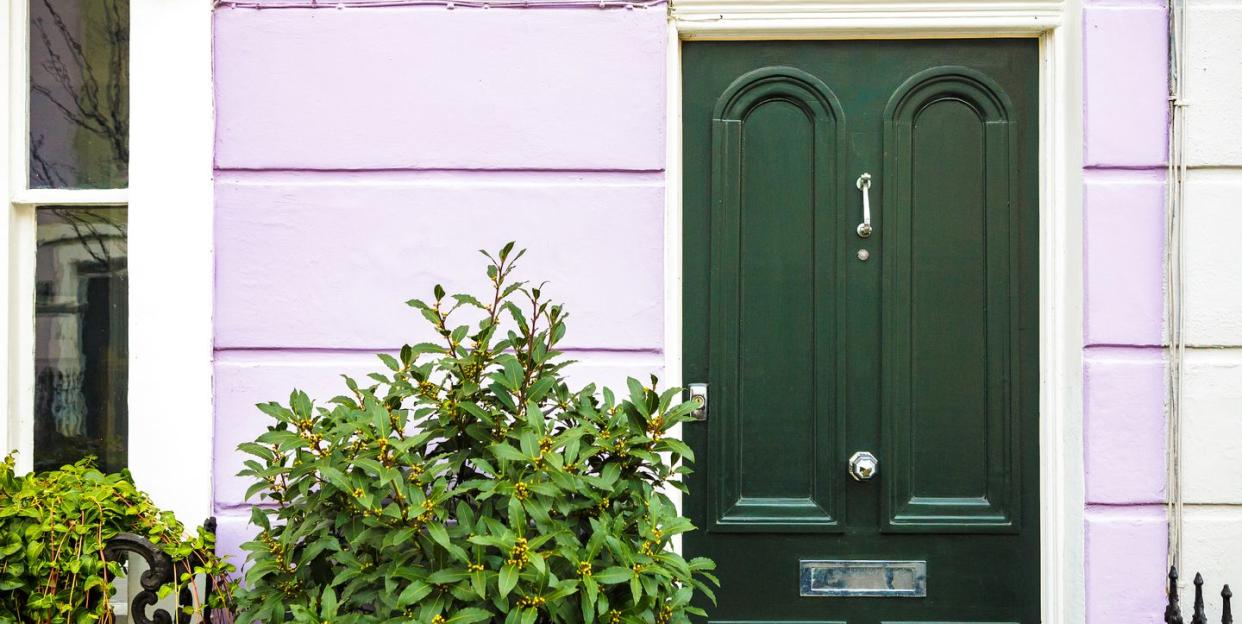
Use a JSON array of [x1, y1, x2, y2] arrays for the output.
[[471, 570, 487, 598], [427, 522, 453, 551], [490, 444, 528, 463], [398, 580, 433, 606], [377, 353, 401, 371], [593, 566, 632, 584], [449, 607, 494, 624], [321, 587, 339, 617], [499, 563, 519, 598]]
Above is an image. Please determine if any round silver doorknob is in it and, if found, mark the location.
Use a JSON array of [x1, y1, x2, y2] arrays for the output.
[[848, 451, 878, 481]]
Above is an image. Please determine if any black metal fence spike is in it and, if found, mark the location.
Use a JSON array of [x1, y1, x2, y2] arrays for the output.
[[1169, 566, 1186, 624], [1195, 573, 1210, 624], [1170, 567, 1185, 624], [1223, 585, 1233, 624]]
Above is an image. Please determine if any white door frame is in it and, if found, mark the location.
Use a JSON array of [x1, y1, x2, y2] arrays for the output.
[[661, 1, 1085, 621]]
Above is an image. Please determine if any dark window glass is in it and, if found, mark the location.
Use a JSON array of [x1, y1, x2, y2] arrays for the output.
[[29, 0, 129, 189], [34, 207, 127, 473]]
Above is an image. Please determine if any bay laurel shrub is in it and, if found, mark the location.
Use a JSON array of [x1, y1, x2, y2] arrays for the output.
[[235, 244, 718, 624], [0, 454, 236, 623]]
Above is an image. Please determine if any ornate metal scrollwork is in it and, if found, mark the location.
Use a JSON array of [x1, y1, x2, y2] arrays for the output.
[[102, 532, 178, 624], [103, 517, 217, 624]]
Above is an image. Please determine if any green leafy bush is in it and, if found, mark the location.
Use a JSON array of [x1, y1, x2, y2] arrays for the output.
[[0, 455, 236, 623], [236, 244, 717, 624]]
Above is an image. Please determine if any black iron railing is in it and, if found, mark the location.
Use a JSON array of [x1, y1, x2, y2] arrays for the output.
[[104, 517, 218, 624], [1166, 566, 1233, 624]]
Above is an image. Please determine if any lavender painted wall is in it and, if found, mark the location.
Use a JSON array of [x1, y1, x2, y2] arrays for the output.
[[211, 3, 1171, 620], [211, 1, 670, 560], [1083, 1, 1168, 622]]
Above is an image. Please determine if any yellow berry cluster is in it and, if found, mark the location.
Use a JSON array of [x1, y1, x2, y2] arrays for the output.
[[506, 537, 530, 568], [514, 482, 530, 501], [418, 499, 435, 523], [656, 604, 674, 624], [577, 561, 593, 577], [407, 463, 425, 481], [467, 562, 485, 573], [517, 595, 547, 609], [646, 415, 664, 440]]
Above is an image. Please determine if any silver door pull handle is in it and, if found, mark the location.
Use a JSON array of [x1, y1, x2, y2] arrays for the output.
[[849, 451, 878, 481], [856, 173, 873, 238]]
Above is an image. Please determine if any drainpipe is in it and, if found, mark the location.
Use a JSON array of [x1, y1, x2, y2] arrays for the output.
[[1165, 0, 1187, 579]]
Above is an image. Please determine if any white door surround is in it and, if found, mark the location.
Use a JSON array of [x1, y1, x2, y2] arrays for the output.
[[660, 1, 1085, 621]]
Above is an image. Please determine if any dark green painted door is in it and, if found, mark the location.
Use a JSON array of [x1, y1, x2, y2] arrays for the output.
[[682, 40, 1040, 624]]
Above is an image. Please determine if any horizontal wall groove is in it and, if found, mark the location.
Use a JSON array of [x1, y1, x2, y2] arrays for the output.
[[1084, 343, 1165, 351], [214, 347, 667, 366], [1083, 164, 1167, 172], [216, 346, 664, 355], [1086, 501, 1167, 508], [214, 0, 665, 9], [1084, 344, 1242, 352], [214, 168, 667, 186]]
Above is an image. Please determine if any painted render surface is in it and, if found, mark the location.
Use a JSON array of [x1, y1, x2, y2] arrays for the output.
[[211, 2, 1177, 621], [210, 2, 671, 571], [1177, 2, 1242, 614], [1082, 2, 1169, 622]]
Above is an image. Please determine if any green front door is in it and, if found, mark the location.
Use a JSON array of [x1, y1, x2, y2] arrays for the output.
[[682, 40, 1040, 624]]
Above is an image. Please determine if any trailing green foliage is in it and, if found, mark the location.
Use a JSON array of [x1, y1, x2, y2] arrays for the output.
[[0, 455, 236, 623], [236, 244, 717, 624]]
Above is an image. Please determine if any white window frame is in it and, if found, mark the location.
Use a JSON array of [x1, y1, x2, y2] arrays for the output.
[[661, 1, 1085, 621], [0, 0, 214, 525]]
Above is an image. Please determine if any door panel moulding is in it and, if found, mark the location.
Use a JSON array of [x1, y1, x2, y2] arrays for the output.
[[662, 1, 1084, 622]]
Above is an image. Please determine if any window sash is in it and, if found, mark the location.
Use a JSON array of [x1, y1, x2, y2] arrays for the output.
[[1, 0, 214, 525]]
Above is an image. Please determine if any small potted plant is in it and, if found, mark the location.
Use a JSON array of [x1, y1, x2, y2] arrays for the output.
[[235, 244, 717, 624]]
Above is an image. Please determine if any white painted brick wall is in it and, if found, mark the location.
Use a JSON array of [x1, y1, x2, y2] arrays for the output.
[[1183, 507, 1242, 614], [1180, 2, 1242, 598], [1182, 351, 1242, 504], [1183, 172, 1242, 347], [1185, 2, 1242, 167]]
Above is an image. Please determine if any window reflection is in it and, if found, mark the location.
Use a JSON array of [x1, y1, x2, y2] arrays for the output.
[[29, 0, 129, 189], [34, 207, 128, 473]]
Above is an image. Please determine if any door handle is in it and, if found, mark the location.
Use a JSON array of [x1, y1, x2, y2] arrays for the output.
[[848, 451, 878, 481], [856, 173, 873, 238]]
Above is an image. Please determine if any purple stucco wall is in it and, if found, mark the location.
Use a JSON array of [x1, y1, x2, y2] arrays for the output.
[[210, 2, 670, 563], [1083, 0, 1168, 622], [212, 3, 1170, 620]]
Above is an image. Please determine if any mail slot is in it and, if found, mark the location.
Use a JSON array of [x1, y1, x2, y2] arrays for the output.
[[799, 560, 927, 598]]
